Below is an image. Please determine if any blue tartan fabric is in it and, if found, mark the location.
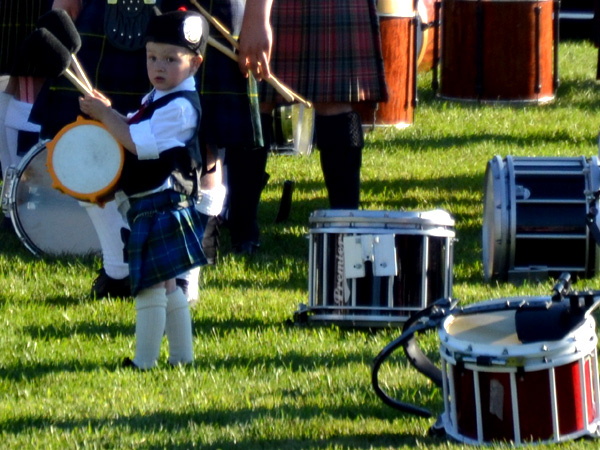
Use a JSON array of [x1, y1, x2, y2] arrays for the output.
[[260, 0, 388, 104], [126, 189, 207, 295]]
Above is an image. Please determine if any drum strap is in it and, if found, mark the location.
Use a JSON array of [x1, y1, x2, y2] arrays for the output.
[[372, 297, 456, 418]]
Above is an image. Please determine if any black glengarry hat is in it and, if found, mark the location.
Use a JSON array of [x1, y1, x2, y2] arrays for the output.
[[146, 10, 208, 56]]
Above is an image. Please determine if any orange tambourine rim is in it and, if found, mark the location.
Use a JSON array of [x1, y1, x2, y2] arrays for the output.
[[46, 116, 124, 204]]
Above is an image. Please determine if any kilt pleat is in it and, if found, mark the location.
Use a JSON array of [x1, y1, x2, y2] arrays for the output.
[[261, 0, 388, 104], [126, 190, 207, 295]]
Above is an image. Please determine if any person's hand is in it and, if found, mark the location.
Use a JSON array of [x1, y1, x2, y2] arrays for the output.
[[79, 90, 111, 122], [52, 0, 83, 20], [237, 1, 273, 80]]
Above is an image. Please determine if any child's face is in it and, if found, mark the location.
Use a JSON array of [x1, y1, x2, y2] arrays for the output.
[[146, 42, 202, 91]]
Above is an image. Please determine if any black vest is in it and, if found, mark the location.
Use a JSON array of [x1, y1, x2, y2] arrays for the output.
[[119, 91, 202, 197]]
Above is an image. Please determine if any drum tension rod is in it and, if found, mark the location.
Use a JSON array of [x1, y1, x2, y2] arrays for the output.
[[585, 190, 600, 247], [551, 272, 571, 302]]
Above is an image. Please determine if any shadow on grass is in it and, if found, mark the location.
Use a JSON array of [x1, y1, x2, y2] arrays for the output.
[[0, 398, 446, 450]]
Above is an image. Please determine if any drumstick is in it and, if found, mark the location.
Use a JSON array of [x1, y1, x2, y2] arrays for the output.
[[189, 0, 239, 48], [207, 37, 296, 103], [190, 0, 312, 108], [36, 9, 94, 93]]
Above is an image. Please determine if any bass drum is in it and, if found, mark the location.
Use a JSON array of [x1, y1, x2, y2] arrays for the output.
[[1, 141, 101, 256], [482, 155, 600, 282], [438, 0, 556, 102]]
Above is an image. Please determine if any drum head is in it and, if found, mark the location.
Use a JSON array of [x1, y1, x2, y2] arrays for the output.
[[271, 104, 314, 156], [8, 141, 101, 256], [445, 310, 520, 346], [47, 116, 124, 203]]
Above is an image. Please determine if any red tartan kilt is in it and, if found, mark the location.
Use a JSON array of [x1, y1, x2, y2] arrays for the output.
[[260, 0, 388, 105]]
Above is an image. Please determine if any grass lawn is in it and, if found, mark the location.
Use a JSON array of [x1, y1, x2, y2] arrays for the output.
[[2, 39, 600, 448]]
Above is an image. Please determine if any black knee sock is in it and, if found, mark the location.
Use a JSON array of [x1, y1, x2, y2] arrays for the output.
[[315, 111, 364, 209], [224, 113, 271, 245]]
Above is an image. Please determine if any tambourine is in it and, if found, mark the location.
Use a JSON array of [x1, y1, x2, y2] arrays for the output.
[[47, 116, 124, 204]]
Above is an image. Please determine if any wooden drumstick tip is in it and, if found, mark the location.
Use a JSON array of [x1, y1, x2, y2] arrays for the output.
[[63, 68, 93, 96], [71, 55, 93, 92]]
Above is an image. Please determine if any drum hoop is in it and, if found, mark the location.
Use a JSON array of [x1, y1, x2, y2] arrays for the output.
[[309, 209, 455, 228], [46, 116, 124, 204], [482, 155, 508, 280], [439, 297, 598, 367], [309, 228, 455, 238], [7, 141, 50, 256]]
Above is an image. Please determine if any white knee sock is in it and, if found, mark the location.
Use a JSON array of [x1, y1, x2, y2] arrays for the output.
[[82, 201, 130, 279], [165, 287, 194, 366], [133, 287, 168, 369], [196, 183, 226, 217]]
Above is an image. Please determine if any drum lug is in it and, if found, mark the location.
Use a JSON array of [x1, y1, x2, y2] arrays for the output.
[[0, 165, 17, 214], [514, 184, 530, 200]]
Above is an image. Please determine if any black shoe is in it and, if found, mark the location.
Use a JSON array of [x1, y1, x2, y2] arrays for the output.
[[91, 268, 131, 299], [232, 241, 260, 255], [122, 357, 140, 370], [200, 214, 220, 265]]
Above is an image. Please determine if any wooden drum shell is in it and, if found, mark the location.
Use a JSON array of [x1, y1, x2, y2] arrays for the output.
[[438, 0, 556, 103]]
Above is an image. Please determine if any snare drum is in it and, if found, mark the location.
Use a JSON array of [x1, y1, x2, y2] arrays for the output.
[[298, 209, 455, 327], [439, 297, 600, 444], [356, 0, 417, 128], [47, 116, 124, 204], [482, 155, 600, 282], [438, 0, 556, 102], [270, 104, 314, 156], [1, 141, 101, 256]]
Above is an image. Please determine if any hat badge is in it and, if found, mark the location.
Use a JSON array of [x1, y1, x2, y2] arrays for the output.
[[183, 16, 203, 45]]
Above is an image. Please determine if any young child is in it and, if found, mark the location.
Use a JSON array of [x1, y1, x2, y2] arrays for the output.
[[79, 9, 209, 369]]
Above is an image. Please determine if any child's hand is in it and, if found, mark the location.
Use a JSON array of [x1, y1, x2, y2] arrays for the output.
[[79, 90, 111, 121]]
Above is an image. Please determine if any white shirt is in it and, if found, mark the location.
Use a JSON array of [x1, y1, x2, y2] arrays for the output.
[[128, 76, 198, 161]]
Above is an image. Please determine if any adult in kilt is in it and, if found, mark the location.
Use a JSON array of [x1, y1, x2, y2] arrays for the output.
[[174, 0, 272, 256], [260, 0, 388, 209]]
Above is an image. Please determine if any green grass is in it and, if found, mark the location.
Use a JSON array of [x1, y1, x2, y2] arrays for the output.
[[3, 40, 600, 448]]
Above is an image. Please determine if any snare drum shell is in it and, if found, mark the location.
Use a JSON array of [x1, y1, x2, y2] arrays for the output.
[[438, 298, 600, 444], [439, 0, 555, 102], [482, 155, 600, 282], [303, 209, 455, 327]]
